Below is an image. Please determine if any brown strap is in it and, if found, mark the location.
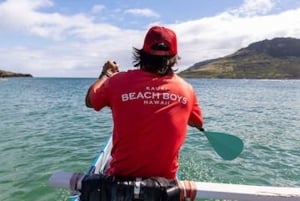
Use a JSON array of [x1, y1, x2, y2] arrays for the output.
[[177, 180, 197, 201], [70, 172, 84, 191]]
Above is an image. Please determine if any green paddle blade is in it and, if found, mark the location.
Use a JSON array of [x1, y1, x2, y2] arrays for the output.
[[203, 131, 244, 160]]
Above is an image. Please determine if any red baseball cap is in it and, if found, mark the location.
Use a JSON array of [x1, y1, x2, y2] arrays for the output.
[[142, 26, 177, 56]]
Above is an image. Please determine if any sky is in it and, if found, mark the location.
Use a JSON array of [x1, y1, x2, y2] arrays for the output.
[[0, 0, 300, 77]]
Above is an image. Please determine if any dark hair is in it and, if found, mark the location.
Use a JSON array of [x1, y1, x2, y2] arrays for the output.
[[132, 47, 178, 76]]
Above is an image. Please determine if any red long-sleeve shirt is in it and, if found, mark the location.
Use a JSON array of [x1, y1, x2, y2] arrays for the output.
[[89, 69, 203, 179]]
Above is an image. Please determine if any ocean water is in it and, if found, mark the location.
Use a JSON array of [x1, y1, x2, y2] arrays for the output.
[[0, 77, 299, 201]]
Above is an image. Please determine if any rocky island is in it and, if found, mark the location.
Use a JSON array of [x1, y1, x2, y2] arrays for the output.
[[0, 70, 33, 78]]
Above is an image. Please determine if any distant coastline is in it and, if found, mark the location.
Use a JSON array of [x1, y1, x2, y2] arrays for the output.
[[0, 70, 33, 78], [179, 37, 300, 79]]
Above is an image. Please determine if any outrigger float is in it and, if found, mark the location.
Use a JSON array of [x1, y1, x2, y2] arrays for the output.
[[49, 136, 300, 201]]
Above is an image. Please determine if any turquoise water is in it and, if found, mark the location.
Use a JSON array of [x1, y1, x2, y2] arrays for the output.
[[0, 78, 299, 201]]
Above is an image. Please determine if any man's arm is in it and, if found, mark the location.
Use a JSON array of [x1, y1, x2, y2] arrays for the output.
[[85, 60, 119, 108], [85, 75, 109, 108]]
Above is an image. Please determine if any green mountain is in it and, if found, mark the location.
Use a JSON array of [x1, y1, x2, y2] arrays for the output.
[[179, 37, 300, 79], [0, 69, 33, 78]]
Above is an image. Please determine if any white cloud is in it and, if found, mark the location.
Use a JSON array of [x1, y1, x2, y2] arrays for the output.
[[92, 4, 106, 13], [173, 2, 300, 70], [0, 0, 95, 40], [231, 0, 275, 16], [124, 8, 160, 18], [0, 0, 299, 77]]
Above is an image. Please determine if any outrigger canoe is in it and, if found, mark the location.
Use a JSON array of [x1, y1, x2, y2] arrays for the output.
[[49, 136, 300, 201]]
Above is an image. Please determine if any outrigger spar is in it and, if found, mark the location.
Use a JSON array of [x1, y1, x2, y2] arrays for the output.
[[49, 136, 300, 201]]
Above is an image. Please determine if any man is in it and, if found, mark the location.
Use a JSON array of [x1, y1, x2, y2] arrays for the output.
[[85, 26, 203, 179]]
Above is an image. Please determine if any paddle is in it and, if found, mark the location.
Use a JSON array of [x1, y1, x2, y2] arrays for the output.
[[198, 128, 244, 160]]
